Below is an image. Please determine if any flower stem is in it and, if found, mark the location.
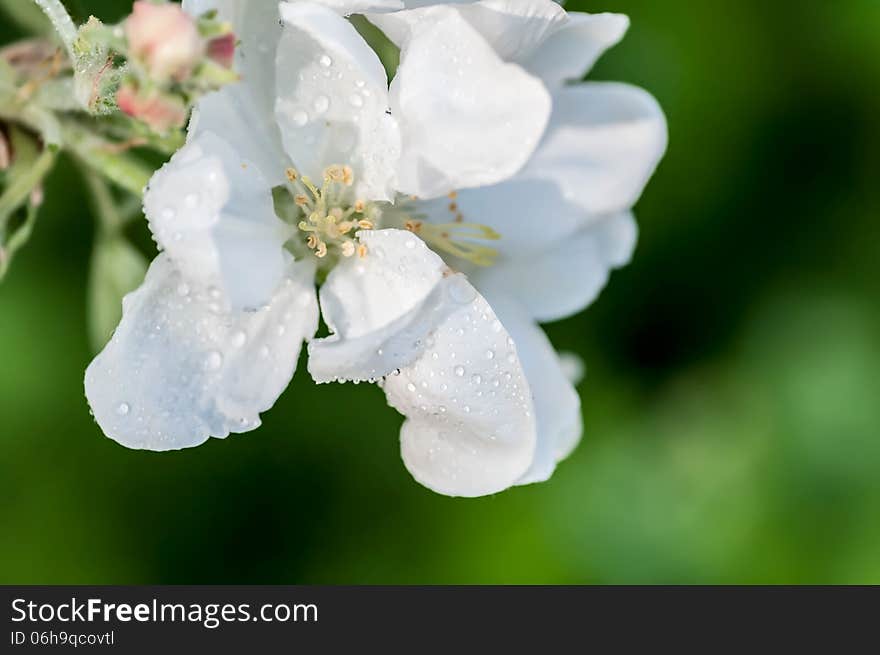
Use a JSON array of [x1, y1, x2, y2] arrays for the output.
[[82, 168, 125, 236], [31, 0, 77, 61]]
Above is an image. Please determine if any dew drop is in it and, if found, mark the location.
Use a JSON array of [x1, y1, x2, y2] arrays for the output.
[[161, 207, 175, 221], [471, 374, 482, 385], [231, 330, 247, 347], [454, 365, 465, 377], [176, 283, 190, 296], [447, 277, 477, 304], [485, 349, 495, 360], [116, 402, 130, 416], [205, 351, 223, 371], [319, 54, 332, 67], [292, 110, 308, 127], [349, 93, 364, 108], [313, 95, 330, 113], [407, 383, 416, 393]]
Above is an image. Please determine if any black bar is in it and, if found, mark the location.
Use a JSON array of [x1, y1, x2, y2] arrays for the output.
[[1, 586, 876, 651]]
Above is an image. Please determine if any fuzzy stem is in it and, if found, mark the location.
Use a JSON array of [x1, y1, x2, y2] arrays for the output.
[[31, 0, 77, 61]]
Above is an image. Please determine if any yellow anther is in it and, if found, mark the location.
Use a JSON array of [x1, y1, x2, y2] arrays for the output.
[[341, 241, 356, 257], [357, 219, 374, 230], [448, 202, 458, 212], [448, 190, 458, 200], [329, 207, 343, 221], [354, 200, 366, 213], [357, 244, 368, 258], [339, 221, 354, 235], [342, 165, 354, 186], [285, 167, 299, 182], [315, 241, 328, 258], [295, 194, 309, 206], [324, 165, 346, 183], [306, 234, 318, 249]]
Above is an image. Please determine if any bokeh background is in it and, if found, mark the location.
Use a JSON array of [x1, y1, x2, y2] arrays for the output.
[[2, 0, 879, 583]]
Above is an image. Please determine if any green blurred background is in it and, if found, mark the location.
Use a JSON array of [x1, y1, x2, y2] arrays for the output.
[[2, 0, 879, 583]]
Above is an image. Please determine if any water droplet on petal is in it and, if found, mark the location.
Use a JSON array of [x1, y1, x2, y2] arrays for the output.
[[454, 365, 465, 377], [231, 330, 247, 347], [485, 349, 495, 360], [447, 277, 476, 304], [471, 374, 482, 385], [349, 93, 364, 108], [116, 402, 130, 416], [319, 54, 332, 67], [205, 351, 223, 370], [313, 95, 330, 113], [292, 110, 308, 127]]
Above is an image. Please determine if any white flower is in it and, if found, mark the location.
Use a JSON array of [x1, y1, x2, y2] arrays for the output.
[[85, 0, 666, 497]]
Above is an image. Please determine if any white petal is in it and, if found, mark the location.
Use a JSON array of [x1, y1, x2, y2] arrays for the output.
[[487, 296, 581, 485], [144, 130, 292, 311], [523, 83, 667, 216], [186, 0, 288, 184], [380, 0, 566, 62], [412, 176, 584, 259], [524, 12, 629, 88], [446, 0, 567, 62], [275, 1, 400, 201], [386, 5, 551, 198], [313, 0, 403, 13], [473, 212, 637, 323], [308, 229, 450, 383], [85, 253, 319, 451], [381, 280, 537, 497]]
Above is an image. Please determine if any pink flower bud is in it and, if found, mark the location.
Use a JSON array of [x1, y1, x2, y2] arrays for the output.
[[117, 83, 187, 134], [206, 33, 236, 70], [125, 1, 203, 82]]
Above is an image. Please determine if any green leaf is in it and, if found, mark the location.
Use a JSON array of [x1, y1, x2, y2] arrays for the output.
[[87, 237, 148, 352]]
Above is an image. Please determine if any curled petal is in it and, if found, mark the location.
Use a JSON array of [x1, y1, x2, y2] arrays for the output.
[[144, 130, 292, 311], [85, 253, 319, 451], [385, 5, 551, 198], [378, 0, 566, 62], [275, 1, 400, 201], [382, 283, 537, 497], [524, 12, 629, 88], [308, 229, 448, 383], [488, 295, 582, 485], [523, 83, 668, 216]]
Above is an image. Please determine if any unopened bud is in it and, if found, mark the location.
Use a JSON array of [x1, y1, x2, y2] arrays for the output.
[[206, 33, 236, 69], [125, 1, 202, 82], [117, 83, 187, 134]]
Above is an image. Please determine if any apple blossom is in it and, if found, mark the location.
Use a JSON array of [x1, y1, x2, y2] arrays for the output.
[[85, 0, 666, 496]]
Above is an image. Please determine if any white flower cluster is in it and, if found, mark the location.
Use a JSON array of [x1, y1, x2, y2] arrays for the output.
[[85, 0, 667, 497]]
